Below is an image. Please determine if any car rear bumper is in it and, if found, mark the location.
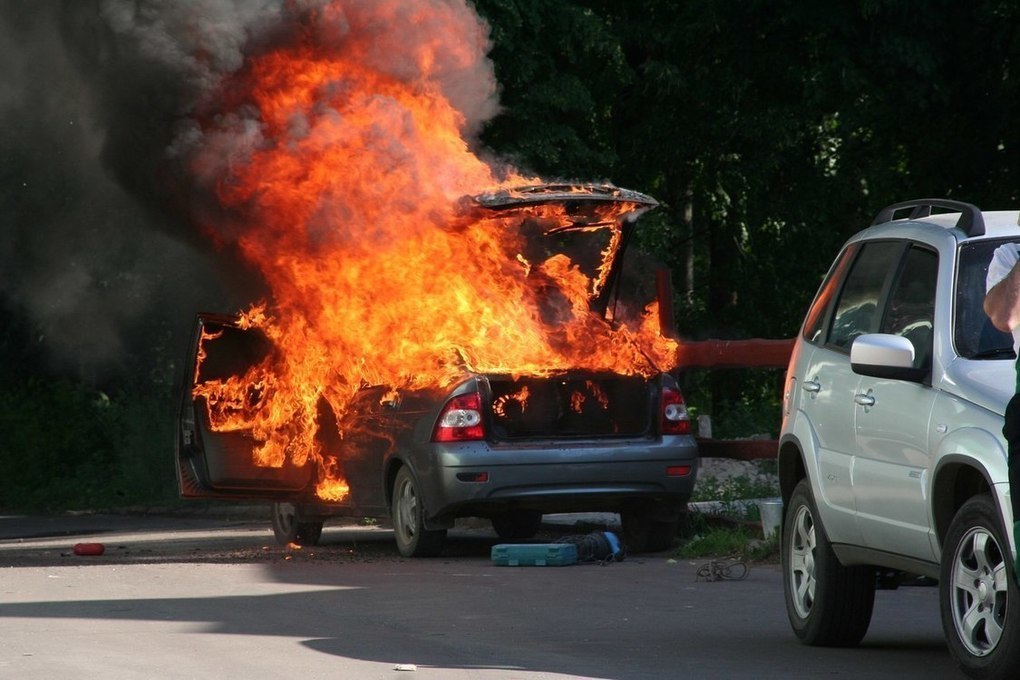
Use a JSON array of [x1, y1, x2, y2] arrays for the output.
[[419, 435, 699, 521]]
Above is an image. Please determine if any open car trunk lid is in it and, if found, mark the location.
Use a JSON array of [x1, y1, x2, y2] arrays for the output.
[[463, 184, 658, 318], [467, 184, 658, 216]]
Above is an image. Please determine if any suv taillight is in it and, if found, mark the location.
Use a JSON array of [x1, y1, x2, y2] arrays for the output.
[[432, 391, 485, 442], [661, 387, 691, 435]]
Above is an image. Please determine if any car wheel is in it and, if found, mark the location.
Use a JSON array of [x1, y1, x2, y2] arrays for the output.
[[491, 510, 543, 540], [783, 478, 874, 646], [270, 502, 323, 546], [391, 467, 446, 558], [940, 494, 1020, 679], [620, 508, 677, 553]]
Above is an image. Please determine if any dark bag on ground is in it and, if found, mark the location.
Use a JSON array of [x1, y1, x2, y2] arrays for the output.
[[555, 530, 625, 563]]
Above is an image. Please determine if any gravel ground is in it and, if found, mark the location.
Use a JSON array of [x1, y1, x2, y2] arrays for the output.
[[697, 456, 778, 489]]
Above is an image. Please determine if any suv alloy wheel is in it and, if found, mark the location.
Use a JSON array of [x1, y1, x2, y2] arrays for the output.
[[782, 479, 874, 646], [940, 495, 1020, 677]]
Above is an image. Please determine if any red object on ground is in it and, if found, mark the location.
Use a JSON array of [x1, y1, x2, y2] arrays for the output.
[[72, 543, 105, 556]]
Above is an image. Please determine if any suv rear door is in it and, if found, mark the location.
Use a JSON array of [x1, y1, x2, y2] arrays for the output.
[[795, 240, 905, 545], [851, 244, 939, 560]]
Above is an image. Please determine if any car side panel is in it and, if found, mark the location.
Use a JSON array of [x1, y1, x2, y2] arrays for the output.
[[783, 343, 864, 546], [799, 347, 861, 526]]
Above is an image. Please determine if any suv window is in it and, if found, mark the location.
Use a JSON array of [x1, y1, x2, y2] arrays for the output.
[[828, 241, 903, 351], [880, 245, 937, 370], [802, 243, 859, 344], [955, 238, 1019, 359]]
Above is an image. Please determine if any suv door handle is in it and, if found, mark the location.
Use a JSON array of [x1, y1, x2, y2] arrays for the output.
[[802, 379, 821, 393], [854, 392, 875, 407]]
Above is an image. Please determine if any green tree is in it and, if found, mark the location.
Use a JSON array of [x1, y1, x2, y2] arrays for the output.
[[478, 0, 1020, 342], [475, 0, 1020, 422]]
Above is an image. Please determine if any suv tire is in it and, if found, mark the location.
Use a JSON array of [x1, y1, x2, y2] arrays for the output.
[[940, 494, 1020, 679], [392, 466, 446, 558], [783, 479, 875, 646]]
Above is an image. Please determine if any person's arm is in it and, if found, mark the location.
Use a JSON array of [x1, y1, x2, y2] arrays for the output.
[[985, 261, 1020, 332]]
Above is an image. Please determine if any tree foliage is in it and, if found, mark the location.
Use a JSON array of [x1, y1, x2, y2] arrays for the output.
[[476, 0, 1020, 340]]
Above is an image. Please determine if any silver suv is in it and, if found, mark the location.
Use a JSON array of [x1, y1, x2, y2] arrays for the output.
[[779, 199, 1020, 678]]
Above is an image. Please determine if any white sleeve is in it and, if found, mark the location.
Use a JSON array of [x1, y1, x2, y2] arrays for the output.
[[987, 244, 1020, 292]]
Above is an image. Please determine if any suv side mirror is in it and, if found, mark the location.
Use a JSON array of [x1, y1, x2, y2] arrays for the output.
[[850, 333, 927, 382]]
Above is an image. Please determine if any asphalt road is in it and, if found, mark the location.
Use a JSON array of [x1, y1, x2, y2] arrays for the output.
[[0, 511, 963, 680]]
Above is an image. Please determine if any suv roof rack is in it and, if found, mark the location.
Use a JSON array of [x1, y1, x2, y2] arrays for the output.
[[871, 198, 984, 237]]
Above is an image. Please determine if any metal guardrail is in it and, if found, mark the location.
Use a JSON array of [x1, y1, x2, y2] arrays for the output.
[[675, 338, 795, 369], [676, 337, 794, 462], [697, 438, 777, 461]]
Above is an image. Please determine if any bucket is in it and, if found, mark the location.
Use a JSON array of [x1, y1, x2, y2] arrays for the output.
[[758, 498, 783, 539]]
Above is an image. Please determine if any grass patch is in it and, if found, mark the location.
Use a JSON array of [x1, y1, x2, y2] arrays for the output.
[[674, 521, 779, 563], [676, 524, 757, 558], [675, 465, 782, 563], [691, 468, 779, 507], [0, 378, 179, 513]]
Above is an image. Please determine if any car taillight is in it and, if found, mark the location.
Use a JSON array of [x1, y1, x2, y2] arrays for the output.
[[432, 391, 485, 442], [661, 387, 691, 435]]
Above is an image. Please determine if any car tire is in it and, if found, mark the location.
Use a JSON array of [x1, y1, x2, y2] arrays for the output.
[[621, 508, 677, 553], [270, 502, 323, 546], [783, 478, 875, 646], [391, 466, 446, 558], [940, 494, 1020, 679], [491, 510, 543, 540]]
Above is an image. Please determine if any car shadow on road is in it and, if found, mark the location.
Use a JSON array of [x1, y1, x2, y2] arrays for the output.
[[0, 561, 960, 680], [0, 515, 963, 679]]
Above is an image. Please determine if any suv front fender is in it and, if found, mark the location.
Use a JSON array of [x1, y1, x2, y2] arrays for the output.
[[931, 428, 1013, 560]]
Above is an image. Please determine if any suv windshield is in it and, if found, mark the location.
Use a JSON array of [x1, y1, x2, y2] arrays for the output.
[[955, 238, 1019, 359]]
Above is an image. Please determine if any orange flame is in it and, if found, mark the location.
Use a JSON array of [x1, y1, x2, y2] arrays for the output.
[[493, 386, 530, 419], [187, 1, 677, 500]]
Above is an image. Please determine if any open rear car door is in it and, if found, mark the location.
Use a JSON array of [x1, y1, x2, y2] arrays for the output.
[[176, 313, 314, 501]]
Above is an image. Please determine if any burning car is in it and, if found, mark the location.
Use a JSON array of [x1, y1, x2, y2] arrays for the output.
[[175, 184, 698, 556]]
